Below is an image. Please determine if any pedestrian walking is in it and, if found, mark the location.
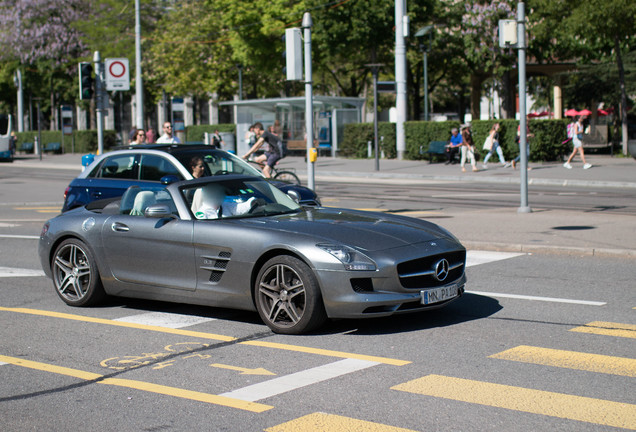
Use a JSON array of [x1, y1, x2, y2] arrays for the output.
[[460, 124, 477, 172], [563, 116, 592, 169], [509, 119, 534, 169], [482, 123, 506, 168], [131, 129, 146, 145]]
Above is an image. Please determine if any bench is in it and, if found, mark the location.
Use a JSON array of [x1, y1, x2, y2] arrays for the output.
[[286, 140, 306, 152], [44, 142, 62, 154], [20, 142, 34, 153], [420, 141, 448, 163]]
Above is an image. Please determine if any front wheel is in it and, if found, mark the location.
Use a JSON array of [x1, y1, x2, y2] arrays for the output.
[[274, 170, 301, 186], [52, 239, 105, 306], [254, 255, 327, 334]]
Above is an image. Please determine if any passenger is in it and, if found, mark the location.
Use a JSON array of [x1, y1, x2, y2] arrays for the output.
[[191, 184, 226, 219], [190, 156, 205, 178]]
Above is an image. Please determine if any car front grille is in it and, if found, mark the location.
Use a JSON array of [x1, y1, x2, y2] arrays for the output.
[[396, 250, 465, 289]]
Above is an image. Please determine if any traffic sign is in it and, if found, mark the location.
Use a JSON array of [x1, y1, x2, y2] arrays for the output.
[[105, 58, 130, 91]]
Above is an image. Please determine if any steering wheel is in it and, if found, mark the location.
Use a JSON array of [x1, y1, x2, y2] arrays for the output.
[[248, 198, 267, 214]]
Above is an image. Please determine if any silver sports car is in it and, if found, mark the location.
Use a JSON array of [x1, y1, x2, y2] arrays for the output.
[[39, 175, 466, 334]]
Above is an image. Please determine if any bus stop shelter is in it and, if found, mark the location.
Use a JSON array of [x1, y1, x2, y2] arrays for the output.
[[219, 96, 364, 156]]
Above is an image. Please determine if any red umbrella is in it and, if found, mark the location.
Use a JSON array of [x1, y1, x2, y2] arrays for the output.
[[578, 109, 592, 116], [564, 109, 579, 117], [598, 109, 609, 116]]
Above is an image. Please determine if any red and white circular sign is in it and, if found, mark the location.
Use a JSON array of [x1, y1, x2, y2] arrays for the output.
[[105, 58, 130, 91], [108, 61, 126, 78]]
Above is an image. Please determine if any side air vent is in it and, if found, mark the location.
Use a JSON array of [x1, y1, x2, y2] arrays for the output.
[[201, 252, 232, 284]]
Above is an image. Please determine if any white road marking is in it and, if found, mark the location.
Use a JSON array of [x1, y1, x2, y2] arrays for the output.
[[0, 223, 20, 228], [0, 267, 45, 278], [0, 234, 40, 240], [114, 311, 216, 328], [466, 290, 606, 306], [466, 250, 525, 267], [219, 358, 380, 402]]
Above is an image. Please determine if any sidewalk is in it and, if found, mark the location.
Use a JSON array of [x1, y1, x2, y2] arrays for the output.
[[11, 153, 636, 258]]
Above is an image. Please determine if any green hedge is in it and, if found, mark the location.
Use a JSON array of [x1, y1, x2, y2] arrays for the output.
[[15, 130, 118, 154], [186, 124, 236, 142], [341, 119, 570, 162]]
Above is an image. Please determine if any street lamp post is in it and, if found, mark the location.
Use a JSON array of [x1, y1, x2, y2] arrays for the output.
[[415, 26, 433, 121], [366, 64, 384, 171]]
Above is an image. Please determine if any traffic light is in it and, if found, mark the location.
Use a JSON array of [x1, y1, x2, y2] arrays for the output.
[[78, 62, 93, 100]]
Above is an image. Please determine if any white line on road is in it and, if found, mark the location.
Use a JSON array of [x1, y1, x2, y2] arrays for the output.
[[219, 358, 380, 402], [466, 251, 525, 267], [466, 290, 606, 306], [0, 267, 45, 278], [0, 234, 40, 240], [114, 311, 217, 329]]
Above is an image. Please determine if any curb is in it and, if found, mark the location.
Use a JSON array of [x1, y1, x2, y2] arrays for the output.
[[462, 241, 636, 259]]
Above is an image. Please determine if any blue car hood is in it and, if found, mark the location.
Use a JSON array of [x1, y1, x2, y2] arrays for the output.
[[243, 208, 452, 251]]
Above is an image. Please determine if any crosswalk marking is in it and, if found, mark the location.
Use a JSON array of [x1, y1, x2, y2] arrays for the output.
[[465, 290, 606, 306], [0, 266, 46, 277], [220, 358, 379, 402], [114, 311, 216, 329], [392, 374, 636, 430], [466, 250, 525, 267], [570, 321, 636, 339], [489, 345, 636, 377], [265, 412, 418, 432]]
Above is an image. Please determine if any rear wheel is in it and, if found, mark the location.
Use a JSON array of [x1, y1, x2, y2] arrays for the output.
[[52, 239, 105, 306], [274, 170, 301, 186], [254, 255, 327, 334]]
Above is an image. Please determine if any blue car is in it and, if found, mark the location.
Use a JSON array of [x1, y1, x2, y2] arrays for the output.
[[62, 144, 319, 212]]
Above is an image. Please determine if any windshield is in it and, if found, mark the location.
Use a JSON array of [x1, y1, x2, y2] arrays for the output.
[[182, 178, 301, 220], [174, 149, 263, 178]]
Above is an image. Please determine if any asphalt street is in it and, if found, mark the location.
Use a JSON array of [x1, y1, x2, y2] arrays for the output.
[[0, 153, 634, 431]]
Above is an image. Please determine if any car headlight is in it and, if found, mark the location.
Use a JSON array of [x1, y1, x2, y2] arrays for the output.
[[317, 244, 377, 271]]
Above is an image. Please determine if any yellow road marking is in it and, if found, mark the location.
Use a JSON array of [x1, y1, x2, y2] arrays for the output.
[[0, 307, 236, 342], [265, 412, 419, 432], [570, 321, 636, 339], [241, 340, 410, 366], [388, 211, 442, 217], [392, 375, 636, 430], [489, 345, 636, 377], [0, 354, 102, 380], [0, 354, 272, 413], [101, 378, 272, 412], [14, 206, 61, 213], [0, 307, 410, 366]]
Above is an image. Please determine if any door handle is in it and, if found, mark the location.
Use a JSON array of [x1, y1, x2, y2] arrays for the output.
[[111, 222, 129, 232]]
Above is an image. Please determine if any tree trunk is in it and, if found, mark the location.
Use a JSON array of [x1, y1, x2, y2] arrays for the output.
[[614, 35, 628, 155]]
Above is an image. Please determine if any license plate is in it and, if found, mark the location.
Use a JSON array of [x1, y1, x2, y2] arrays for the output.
[[420, 285, 459, 305]]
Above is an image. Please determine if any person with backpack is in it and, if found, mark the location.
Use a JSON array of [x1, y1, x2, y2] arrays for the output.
[[241, 122, 284, 178], [563, 116, 592, 169]]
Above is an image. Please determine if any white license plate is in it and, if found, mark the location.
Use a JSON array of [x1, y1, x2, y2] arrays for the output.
[[420, 285, 459, 305]]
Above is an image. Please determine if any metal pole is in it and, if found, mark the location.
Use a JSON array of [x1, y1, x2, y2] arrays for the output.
[[517, 2, 531, 213], [94, 51, 105, 155], [423, 51, 428, 121], [372, 67, 380, 171], [303, 12, 315, 191], [36, 100, 42, 161], [135, 0, 144, 129], [394, 0, 407, 160], [15, 69, 24, 132]]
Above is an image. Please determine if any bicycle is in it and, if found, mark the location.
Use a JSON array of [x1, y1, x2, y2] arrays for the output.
[[247, 159, 301, 186]]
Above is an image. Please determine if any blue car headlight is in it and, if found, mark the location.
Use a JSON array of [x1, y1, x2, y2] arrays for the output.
[[316, 244, 377, 271]]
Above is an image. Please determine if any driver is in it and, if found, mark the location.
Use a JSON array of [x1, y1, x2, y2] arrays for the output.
[[191, 183, 256, 219], [191, 184, 226, 219]]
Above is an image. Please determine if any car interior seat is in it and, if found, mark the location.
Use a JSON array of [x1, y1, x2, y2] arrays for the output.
[[129, 191, 156, 216], [120, 186, 141, 215]]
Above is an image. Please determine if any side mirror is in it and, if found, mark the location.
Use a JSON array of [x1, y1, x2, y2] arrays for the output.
[[160, 175, 180, 185], [286, 189, 300, 203], [144, 204, 174, 219]]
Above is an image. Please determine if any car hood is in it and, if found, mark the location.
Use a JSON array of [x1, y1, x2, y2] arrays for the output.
[[242, 207, 456, 251]]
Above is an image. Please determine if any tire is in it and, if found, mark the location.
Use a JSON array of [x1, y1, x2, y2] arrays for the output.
[[274, 170, 301, 186], [51, 239, 106, 306], [254, 255, 327, 334]]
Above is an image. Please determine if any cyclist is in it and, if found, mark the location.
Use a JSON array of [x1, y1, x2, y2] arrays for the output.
[[241, 122, 283, 178]]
